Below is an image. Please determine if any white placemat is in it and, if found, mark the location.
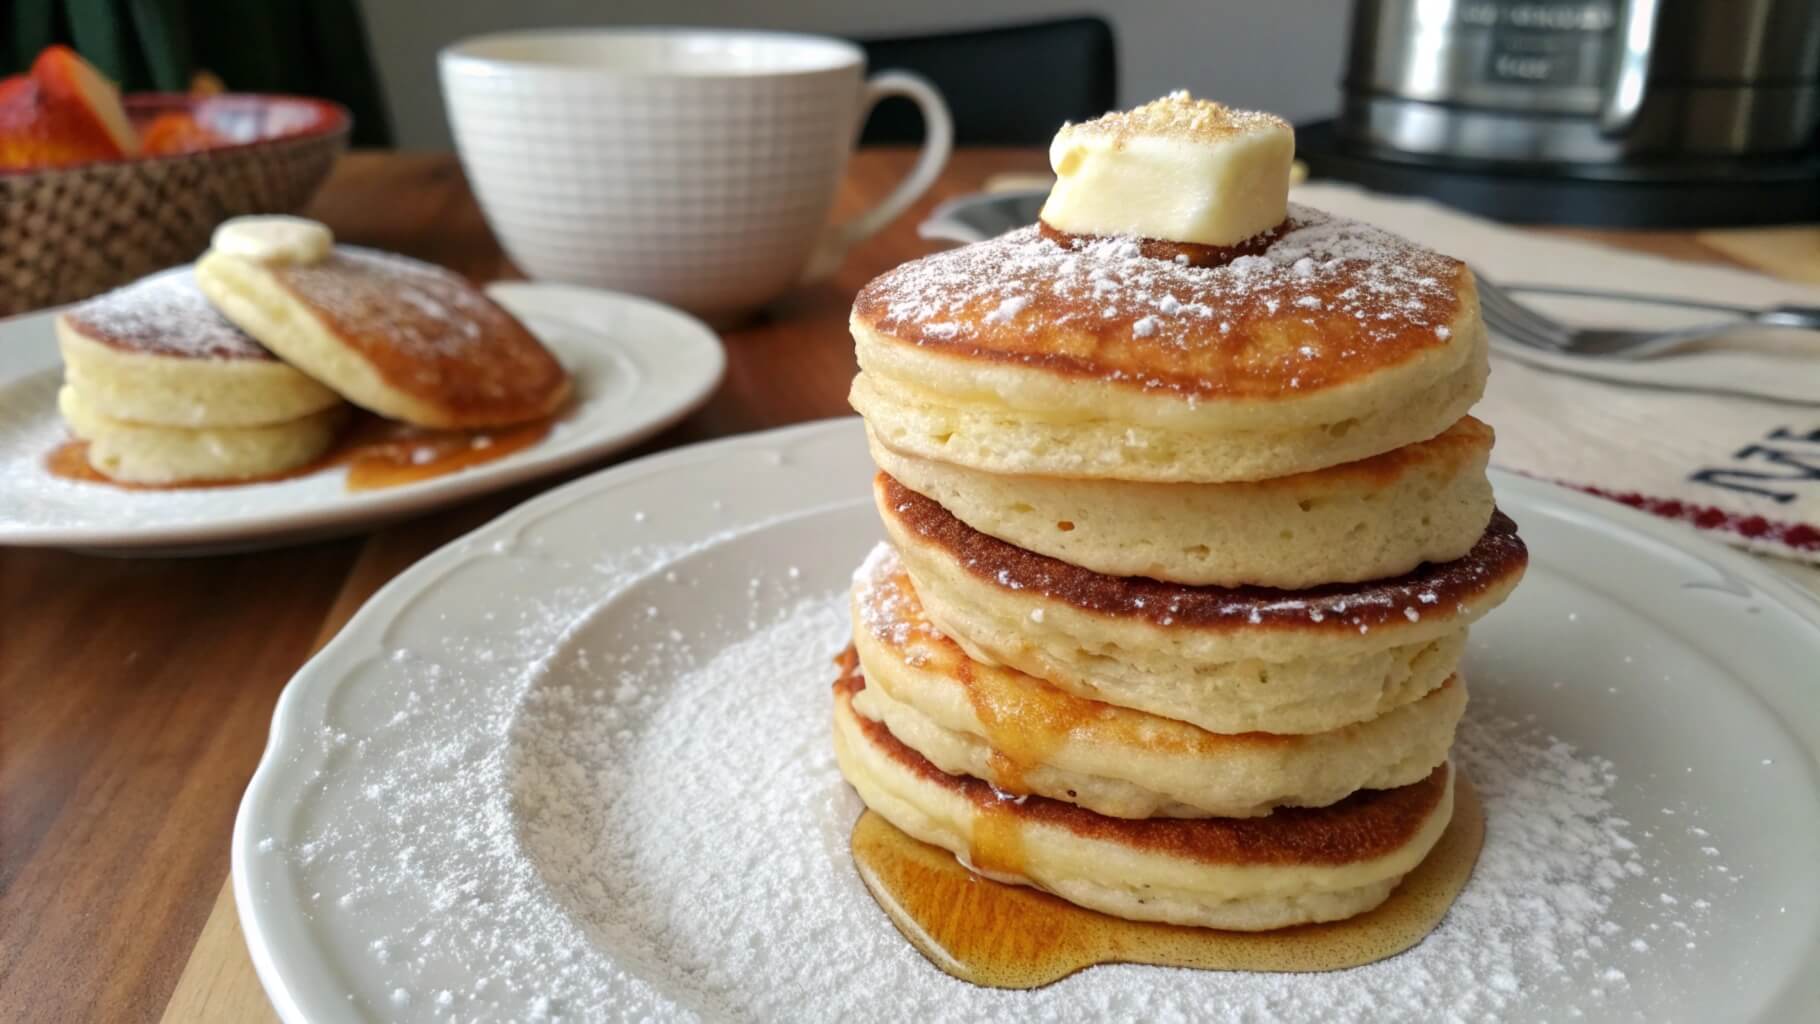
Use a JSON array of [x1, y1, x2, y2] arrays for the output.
[[1295, 182, 1820, 566]]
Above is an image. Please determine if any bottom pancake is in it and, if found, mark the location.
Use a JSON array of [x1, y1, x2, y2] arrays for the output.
[[834, 659, 1455, 931], [59, 385, 346, 484]]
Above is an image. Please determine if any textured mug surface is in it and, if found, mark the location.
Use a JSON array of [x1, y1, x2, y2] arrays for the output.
[[441, 28, 948, 322]]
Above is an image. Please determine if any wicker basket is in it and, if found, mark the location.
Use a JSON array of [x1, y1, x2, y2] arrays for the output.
[[0, 93, 349, 316]]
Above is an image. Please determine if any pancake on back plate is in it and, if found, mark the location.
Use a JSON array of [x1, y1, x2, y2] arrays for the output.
[[55, 270, 341, 428], [197, 230, 569, 429], [58, 386, 346, 484], [54, 269, 347, 483]]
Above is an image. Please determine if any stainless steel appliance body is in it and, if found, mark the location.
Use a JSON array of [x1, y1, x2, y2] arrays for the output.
[[1341, 0, 1820, 165]]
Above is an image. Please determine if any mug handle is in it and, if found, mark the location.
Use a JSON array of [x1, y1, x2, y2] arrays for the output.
[[800, 70, 954, 282]]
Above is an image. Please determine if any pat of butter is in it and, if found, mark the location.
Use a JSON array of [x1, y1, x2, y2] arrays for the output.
[[210, 215, 333, 266], [1039, 92, 1294, 247]]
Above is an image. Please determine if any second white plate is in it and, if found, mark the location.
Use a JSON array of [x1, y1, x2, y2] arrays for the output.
[[0, 279, 724, 553]]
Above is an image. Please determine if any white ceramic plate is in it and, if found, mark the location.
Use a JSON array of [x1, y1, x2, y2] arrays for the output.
[[0, 279, 724, 554], [234, 418, 1820, 1023]]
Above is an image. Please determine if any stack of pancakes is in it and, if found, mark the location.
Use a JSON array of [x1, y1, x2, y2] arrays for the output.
[[56, 272, 347, 484], [834, 95, 1526, 931], [54, 216, 569, 485]]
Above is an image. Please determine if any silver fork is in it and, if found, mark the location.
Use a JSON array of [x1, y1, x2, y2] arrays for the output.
[[1473, 271, 1820, 359]]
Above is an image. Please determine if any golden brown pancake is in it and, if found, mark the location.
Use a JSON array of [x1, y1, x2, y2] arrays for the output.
[[833, 654, 1456, 930], [867, 415, 1496, 588], [850, 543, 1467, 818], [55, 270, 342, 429], [849, 204, 1488, 482], [58, 385, 347, 484], [65, 272, 279, 362], [877, 472, 1525, 734], [856, 209, 1467, 401], [883, 473, 1525, 634], [197, 246, 570, 428]]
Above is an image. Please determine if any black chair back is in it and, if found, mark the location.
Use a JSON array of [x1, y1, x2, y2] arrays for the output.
[[857, 17, 1118, 145]]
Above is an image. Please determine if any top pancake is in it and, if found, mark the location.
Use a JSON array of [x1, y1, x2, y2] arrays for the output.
[[854, 204, 1468, 402], [55, 270, 344, 429], [62, 270, 278, 362], [848, 204, 1488, 482], [197, 246, 570, 428]]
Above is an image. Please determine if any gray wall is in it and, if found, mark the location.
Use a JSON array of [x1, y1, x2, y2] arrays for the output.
[[362, 2, 1351, 150]]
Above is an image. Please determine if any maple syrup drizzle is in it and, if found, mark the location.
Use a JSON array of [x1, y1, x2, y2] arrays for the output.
[[967, 798, 1030, 878], [957, 655, 1074, 796], [877, 566, 1095, 797], [336, 415, 552, 491], [45, 413, 554, 493], [852, 775, 1485, 989]]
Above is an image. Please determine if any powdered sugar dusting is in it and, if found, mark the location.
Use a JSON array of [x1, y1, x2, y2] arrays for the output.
[[62, 269, 276, 361], [1060, 90, 1288, 143], [853, 543, 943, 661], [984, 295, 1030, 325], [181, 402, 1785, 1024], [247, 518, 803, 1021], [366, 592, 1705, 1021], [238, 505, 1753, 1022], [855, 205, 1462, 396], [273, 247, 523, 359]]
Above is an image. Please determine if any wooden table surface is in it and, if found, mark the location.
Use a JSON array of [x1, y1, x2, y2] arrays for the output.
[[0, 148, 1810, 1023]]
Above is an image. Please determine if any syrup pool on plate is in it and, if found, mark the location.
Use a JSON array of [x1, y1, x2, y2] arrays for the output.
[[46, 413, 554, 492], [850, 774, 1486, 989]]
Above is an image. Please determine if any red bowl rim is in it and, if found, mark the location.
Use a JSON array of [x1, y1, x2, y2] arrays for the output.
[[0, 92, 351, 178]]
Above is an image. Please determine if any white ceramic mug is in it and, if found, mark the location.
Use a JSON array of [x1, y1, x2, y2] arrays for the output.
[[440, 28, 953, 323]]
